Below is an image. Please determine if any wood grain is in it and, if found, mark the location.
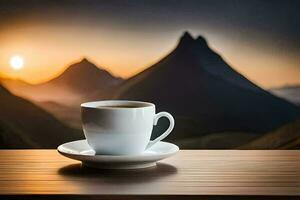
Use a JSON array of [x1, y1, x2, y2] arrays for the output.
[[0, 150, 300, 199]]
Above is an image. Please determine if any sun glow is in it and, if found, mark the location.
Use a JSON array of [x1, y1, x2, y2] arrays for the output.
[[10, 55, 24, 70]]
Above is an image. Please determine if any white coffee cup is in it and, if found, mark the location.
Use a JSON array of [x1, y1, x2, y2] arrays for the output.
[[81, 100, 175, 155]]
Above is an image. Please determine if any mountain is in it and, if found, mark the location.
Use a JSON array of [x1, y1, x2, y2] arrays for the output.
[[114, 31, 300, 143], [0, 85, 83, 148], [240, 119, 300, 149], [270, 85, 300, 106], [2, 58, 123, 106]]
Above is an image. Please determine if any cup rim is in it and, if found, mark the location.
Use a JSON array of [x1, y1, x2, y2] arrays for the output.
[[81, 100, 155, 109]]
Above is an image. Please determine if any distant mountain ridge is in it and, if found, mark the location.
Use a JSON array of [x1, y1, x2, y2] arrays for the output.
[[271, 85, 300, 90], [2, 58, 123, 106], [0, 85, 82, 148], [45, 58, 122, 93], [115, 31, 300, 143], [270, 85, 300, 106]]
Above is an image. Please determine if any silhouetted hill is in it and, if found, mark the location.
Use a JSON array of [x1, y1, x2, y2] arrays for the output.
[[270, 85, 300, 106], [48, 58, 122, 94], [0, 85, 83, 148], [240, 119, 300, 149], [2, 58, 123, 106], [115, 31, 300, 142]]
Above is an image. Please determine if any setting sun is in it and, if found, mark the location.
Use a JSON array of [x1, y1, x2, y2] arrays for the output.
[[10, 55, 24, 70]]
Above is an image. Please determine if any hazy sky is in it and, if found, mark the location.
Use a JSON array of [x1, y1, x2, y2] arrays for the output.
[[0, 0, 299, 88]]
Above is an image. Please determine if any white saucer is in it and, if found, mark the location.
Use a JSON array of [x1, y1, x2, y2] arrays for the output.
[[57, 140, 179, 169]]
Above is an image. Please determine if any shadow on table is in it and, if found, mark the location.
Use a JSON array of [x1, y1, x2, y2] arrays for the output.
[[58, 162, 177, 184]]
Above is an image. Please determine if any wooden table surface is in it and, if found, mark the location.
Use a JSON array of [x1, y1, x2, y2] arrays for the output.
[[0, 150, 300, 200]]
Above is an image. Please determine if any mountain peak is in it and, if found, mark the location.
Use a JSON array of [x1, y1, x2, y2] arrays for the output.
[[79, 57, 90, 64], [177, 32, 209, 50], [196, 35, 208, 47], [178, 31, 195, 47], [181, 31, 194, 40], [53, 58, 105, 84], [180, 31, 194, 41]]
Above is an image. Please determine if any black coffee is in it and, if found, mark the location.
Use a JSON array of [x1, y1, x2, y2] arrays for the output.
[[98, 105, 145, 108]]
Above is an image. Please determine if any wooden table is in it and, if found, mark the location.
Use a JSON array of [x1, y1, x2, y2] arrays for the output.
[[0, 150, 300, 199]]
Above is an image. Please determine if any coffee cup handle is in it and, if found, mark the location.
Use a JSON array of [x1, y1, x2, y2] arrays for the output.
[[146, 112, 175, 149]]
